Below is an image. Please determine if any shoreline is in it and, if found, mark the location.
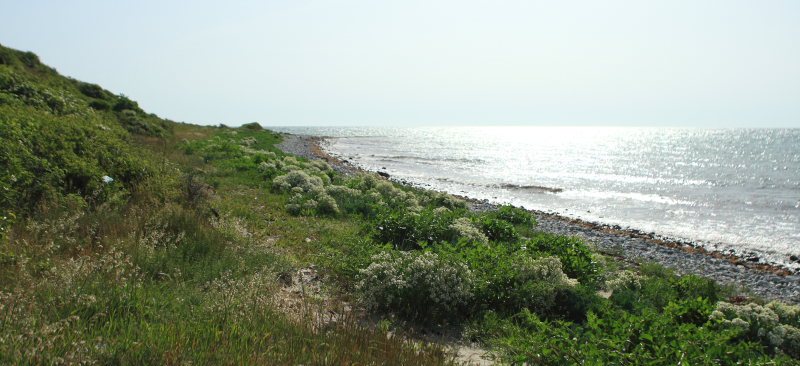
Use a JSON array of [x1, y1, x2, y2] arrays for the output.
[[277, 133, 800, 304]]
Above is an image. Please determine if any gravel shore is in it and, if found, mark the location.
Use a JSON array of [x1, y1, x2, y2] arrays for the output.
[[277, 133, 799, 304]]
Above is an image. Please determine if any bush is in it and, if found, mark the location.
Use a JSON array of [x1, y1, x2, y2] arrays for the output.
[[0, 105, 153, 212], [491, 204, 537, 226], [471, 303, 788, 365], [372, 207, 458, 250], [526, 232, 602, 287], [439, 242, 599, 319], [710, 301, 800, 358], [19, 51, 40, 68], [447, 217, 488, 244], [77, 82, 107, 99], [357, 251, 474, 323], [316, 193, 340, 216], [88, 100, 110, 111], [240, 122, 263, 130], [478, 217, 520, 243], [113, 94, 139, 112], [273, 171, 324, 193]]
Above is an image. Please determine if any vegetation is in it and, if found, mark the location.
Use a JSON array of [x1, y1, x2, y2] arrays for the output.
[[1, 43, 798, 364], [0, 44, 454, 365]]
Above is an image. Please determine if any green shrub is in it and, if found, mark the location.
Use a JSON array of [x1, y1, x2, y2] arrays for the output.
[[525, 232, 602, 287], [372, 207, 458, 250], [240, 122, 263, 130], [19, 51, 40, 68], [675, 274, 724, 302], [88, 100, 110, 111], [357, 250, 474, 324], [77, 82, 107, 99], [491, 204, 537, 226], [113, 94, 139, 112], [476, 307, 778, 365], [0, 104, 153, 212], [478, 217, 520, 243], [664, 297, 716, 326]]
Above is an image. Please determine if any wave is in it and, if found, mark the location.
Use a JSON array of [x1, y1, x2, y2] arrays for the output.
[[560, 190, 694, 205], [496, 183, 564, 193], [368, 154, 486, 164]]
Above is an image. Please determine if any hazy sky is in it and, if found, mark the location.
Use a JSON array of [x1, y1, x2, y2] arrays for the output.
[[3, 0, 799, 127]]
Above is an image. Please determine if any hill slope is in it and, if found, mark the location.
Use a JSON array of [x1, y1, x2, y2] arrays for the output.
[[0, 44, 454, 364]]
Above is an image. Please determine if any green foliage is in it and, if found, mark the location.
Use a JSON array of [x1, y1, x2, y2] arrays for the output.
[[438, 241, 600, 320], [112, 94, 139, 112], [0, 43, 460, 364], [477, 216, 520, 243], [240, 122, 263, 130], [473, 307, 784, 365], [491, 204, 537, 226], [0, 104, 153, 213], [372, 207, 459, 250], [525, 232, 602, 287], [0, 211, 14, 242], [610, 267, 728, 316], [18, 51, 40, 68], [88, 99, 111, 111], [77, 82, 108, 99]]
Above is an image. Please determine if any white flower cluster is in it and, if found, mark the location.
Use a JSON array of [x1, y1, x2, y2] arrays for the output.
[[239, 136, 258, 146], [710, 301, 800, 357], [273, 170, 325, 193], [357, 251, 474, 317], [372, 180, 420, 208], [448, 217, 488, 244], [418, 190, 467, 210], [606, 270, 643, 292], [512, 255, 578, 287]]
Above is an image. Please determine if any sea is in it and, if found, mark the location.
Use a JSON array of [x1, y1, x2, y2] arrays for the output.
[[272, 127, 800, 270]]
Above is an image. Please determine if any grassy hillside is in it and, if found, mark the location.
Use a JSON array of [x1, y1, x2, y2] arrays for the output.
[[0, 44, 453, 364], [1, 44, 798, 365]]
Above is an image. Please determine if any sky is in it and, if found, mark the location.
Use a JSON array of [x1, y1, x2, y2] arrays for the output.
[[2, 0, 799, 127]]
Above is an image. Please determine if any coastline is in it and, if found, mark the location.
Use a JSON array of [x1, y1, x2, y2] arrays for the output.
[[278, 133, 799, 304]]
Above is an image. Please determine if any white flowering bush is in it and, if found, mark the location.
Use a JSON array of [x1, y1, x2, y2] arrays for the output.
[[418, 190, 467, 210], [710, 301, 800, 358], [357, 251, 474, 323], [273, 171, 324, 193], [606, 270, 643, 292], [258, 161, 279, 178], [316, 193, 340, 216], [310, 160, 332, 172], [448, 217, 488, 244], [512, 256, 578, 287]]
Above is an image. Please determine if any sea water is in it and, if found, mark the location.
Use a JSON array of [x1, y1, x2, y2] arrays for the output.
[[272, 126, 800, 270]]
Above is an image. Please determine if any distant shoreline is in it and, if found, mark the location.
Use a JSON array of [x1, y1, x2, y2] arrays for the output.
[[277, 132, 800, 304]]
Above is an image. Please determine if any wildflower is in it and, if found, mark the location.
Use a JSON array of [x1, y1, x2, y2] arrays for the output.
[[448, 217, 488, 244]]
